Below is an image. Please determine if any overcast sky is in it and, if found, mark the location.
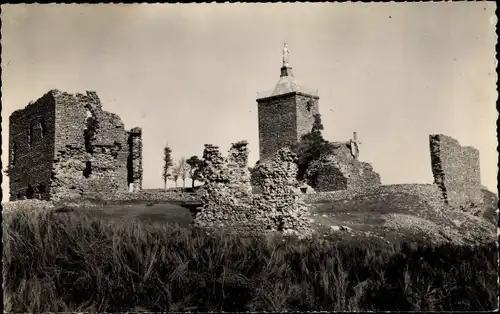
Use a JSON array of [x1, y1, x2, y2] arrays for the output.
[[1, 3, 498, 202]]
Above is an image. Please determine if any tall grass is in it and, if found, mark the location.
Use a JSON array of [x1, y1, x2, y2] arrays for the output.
[[3, 208, 498, 312]]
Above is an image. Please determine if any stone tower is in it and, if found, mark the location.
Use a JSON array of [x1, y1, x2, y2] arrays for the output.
[[8, 90, 143, 201], [256, 44, 320, 161]]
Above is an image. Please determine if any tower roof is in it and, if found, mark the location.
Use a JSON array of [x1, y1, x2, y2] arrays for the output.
[[256, 44, 318, 100]]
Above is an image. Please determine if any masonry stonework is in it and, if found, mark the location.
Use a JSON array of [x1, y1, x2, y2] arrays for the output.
[[429, 134, 483, 209], [8, 90, 143, 201], [194, 142, 312, 238], [128, 127, 143, 192], [307, 143, 382, 192], [257, 65, 319, 162], [8, 92, 57, 200]]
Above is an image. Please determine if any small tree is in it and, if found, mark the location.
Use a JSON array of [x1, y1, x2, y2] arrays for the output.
[[177, 157, 189, 192], [162, 143, 174, 191], [293, 113, 336, 182], [172, 165, 180, 188], [186, 155, 203, 189]]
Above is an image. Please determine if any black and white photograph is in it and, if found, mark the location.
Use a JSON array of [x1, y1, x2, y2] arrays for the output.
[[1, 3, 498, 312]]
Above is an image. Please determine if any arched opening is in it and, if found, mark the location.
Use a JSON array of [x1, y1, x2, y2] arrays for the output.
[[26, 185, 35, 199], [83, 161, 92, 178]]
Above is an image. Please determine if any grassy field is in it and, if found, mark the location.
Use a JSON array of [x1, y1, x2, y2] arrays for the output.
[[3, 201, 498, 312]]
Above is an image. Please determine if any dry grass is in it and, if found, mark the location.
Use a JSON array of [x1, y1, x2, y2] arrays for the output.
[[3, 205, 498, 312]]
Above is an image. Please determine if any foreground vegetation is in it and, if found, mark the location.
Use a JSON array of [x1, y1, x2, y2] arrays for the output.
[[3, 207, 498, 312]]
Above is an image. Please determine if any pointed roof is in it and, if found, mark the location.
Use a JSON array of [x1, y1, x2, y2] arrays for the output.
[[256, 44, 318, 100]]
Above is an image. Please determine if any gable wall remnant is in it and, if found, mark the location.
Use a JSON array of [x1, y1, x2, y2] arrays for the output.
[[8, 91, 57, 200], [429, 134, 483, 209]]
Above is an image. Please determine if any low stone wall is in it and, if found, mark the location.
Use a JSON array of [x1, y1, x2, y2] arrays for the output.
[[81, 190, 198, 202], [305, 184, 446, 211]]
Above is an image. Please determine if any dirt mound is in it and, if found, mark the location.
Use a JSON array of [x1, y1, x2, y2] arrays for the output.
[[308, 187, 496, 246]]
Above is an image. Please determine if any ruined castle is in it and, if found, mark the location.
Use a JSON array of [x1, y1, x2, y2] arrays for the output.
[[254, 44, 483, 208], [7, 44, 485, 217], [8, 90, 143, 201], [189, 45, 486, 236], [256, 44, 382, 192]]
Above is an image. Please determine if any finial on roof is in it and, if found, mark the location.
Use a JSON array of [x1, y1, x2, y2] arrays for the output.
[[282, 43, 290, 67]]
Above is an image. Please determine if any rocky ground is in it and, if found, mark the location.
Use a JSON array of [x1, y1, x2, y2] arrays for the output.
[[308, 188, 498, 246], [3, 188, 497, 246]]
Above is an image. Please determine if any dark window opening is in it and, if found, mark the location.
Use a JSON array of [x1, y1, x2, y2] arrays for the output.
[[40, 119, 46, 139], [84, 129, 93, 154], [28, 124, 34, 148], [113, 142, 122, 160], [26, 185, 34, 199], [306, 101, 313, 112], [38, 183, 46, 194], [11, 143, 16, 166], [83, 161, 92, 178], [276, 216, 284, 231]]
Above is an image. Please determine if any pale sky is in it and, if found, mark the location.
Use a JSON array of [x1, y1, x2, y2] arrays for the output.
[[1, 3, 498, 202]]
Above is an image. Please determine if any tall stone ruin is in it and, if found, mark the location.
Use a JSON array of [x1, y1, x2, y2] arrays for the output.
[[194, 142, 312, 238], [429, 134, 483, 209], [8, 90, 143, 201]]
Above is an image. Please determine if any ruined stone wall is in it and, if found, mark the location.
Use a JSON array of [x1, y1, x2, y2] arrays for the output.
[[429, 134, 483, 209], [128, 127, 143, 192], [194, 143, 312, 238], [307, 144, 381, 192], [8, 91, 57, 201], [50, 91, 130, 200], [306, 184, 445, 211]]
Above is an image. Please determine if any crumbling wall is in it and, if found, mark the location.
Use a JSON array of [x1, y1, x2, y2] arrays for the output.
[[429, 134, 483, 209], [50, 90, 129, 200], [128, 127, 143, 192], [306, 184, 446, 212], [8, 90, 57, 201], [193, 143, 251, 229], [307, 143, 381, 192], [253, 148, 313, 236], [194, 143, 312, 237]]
